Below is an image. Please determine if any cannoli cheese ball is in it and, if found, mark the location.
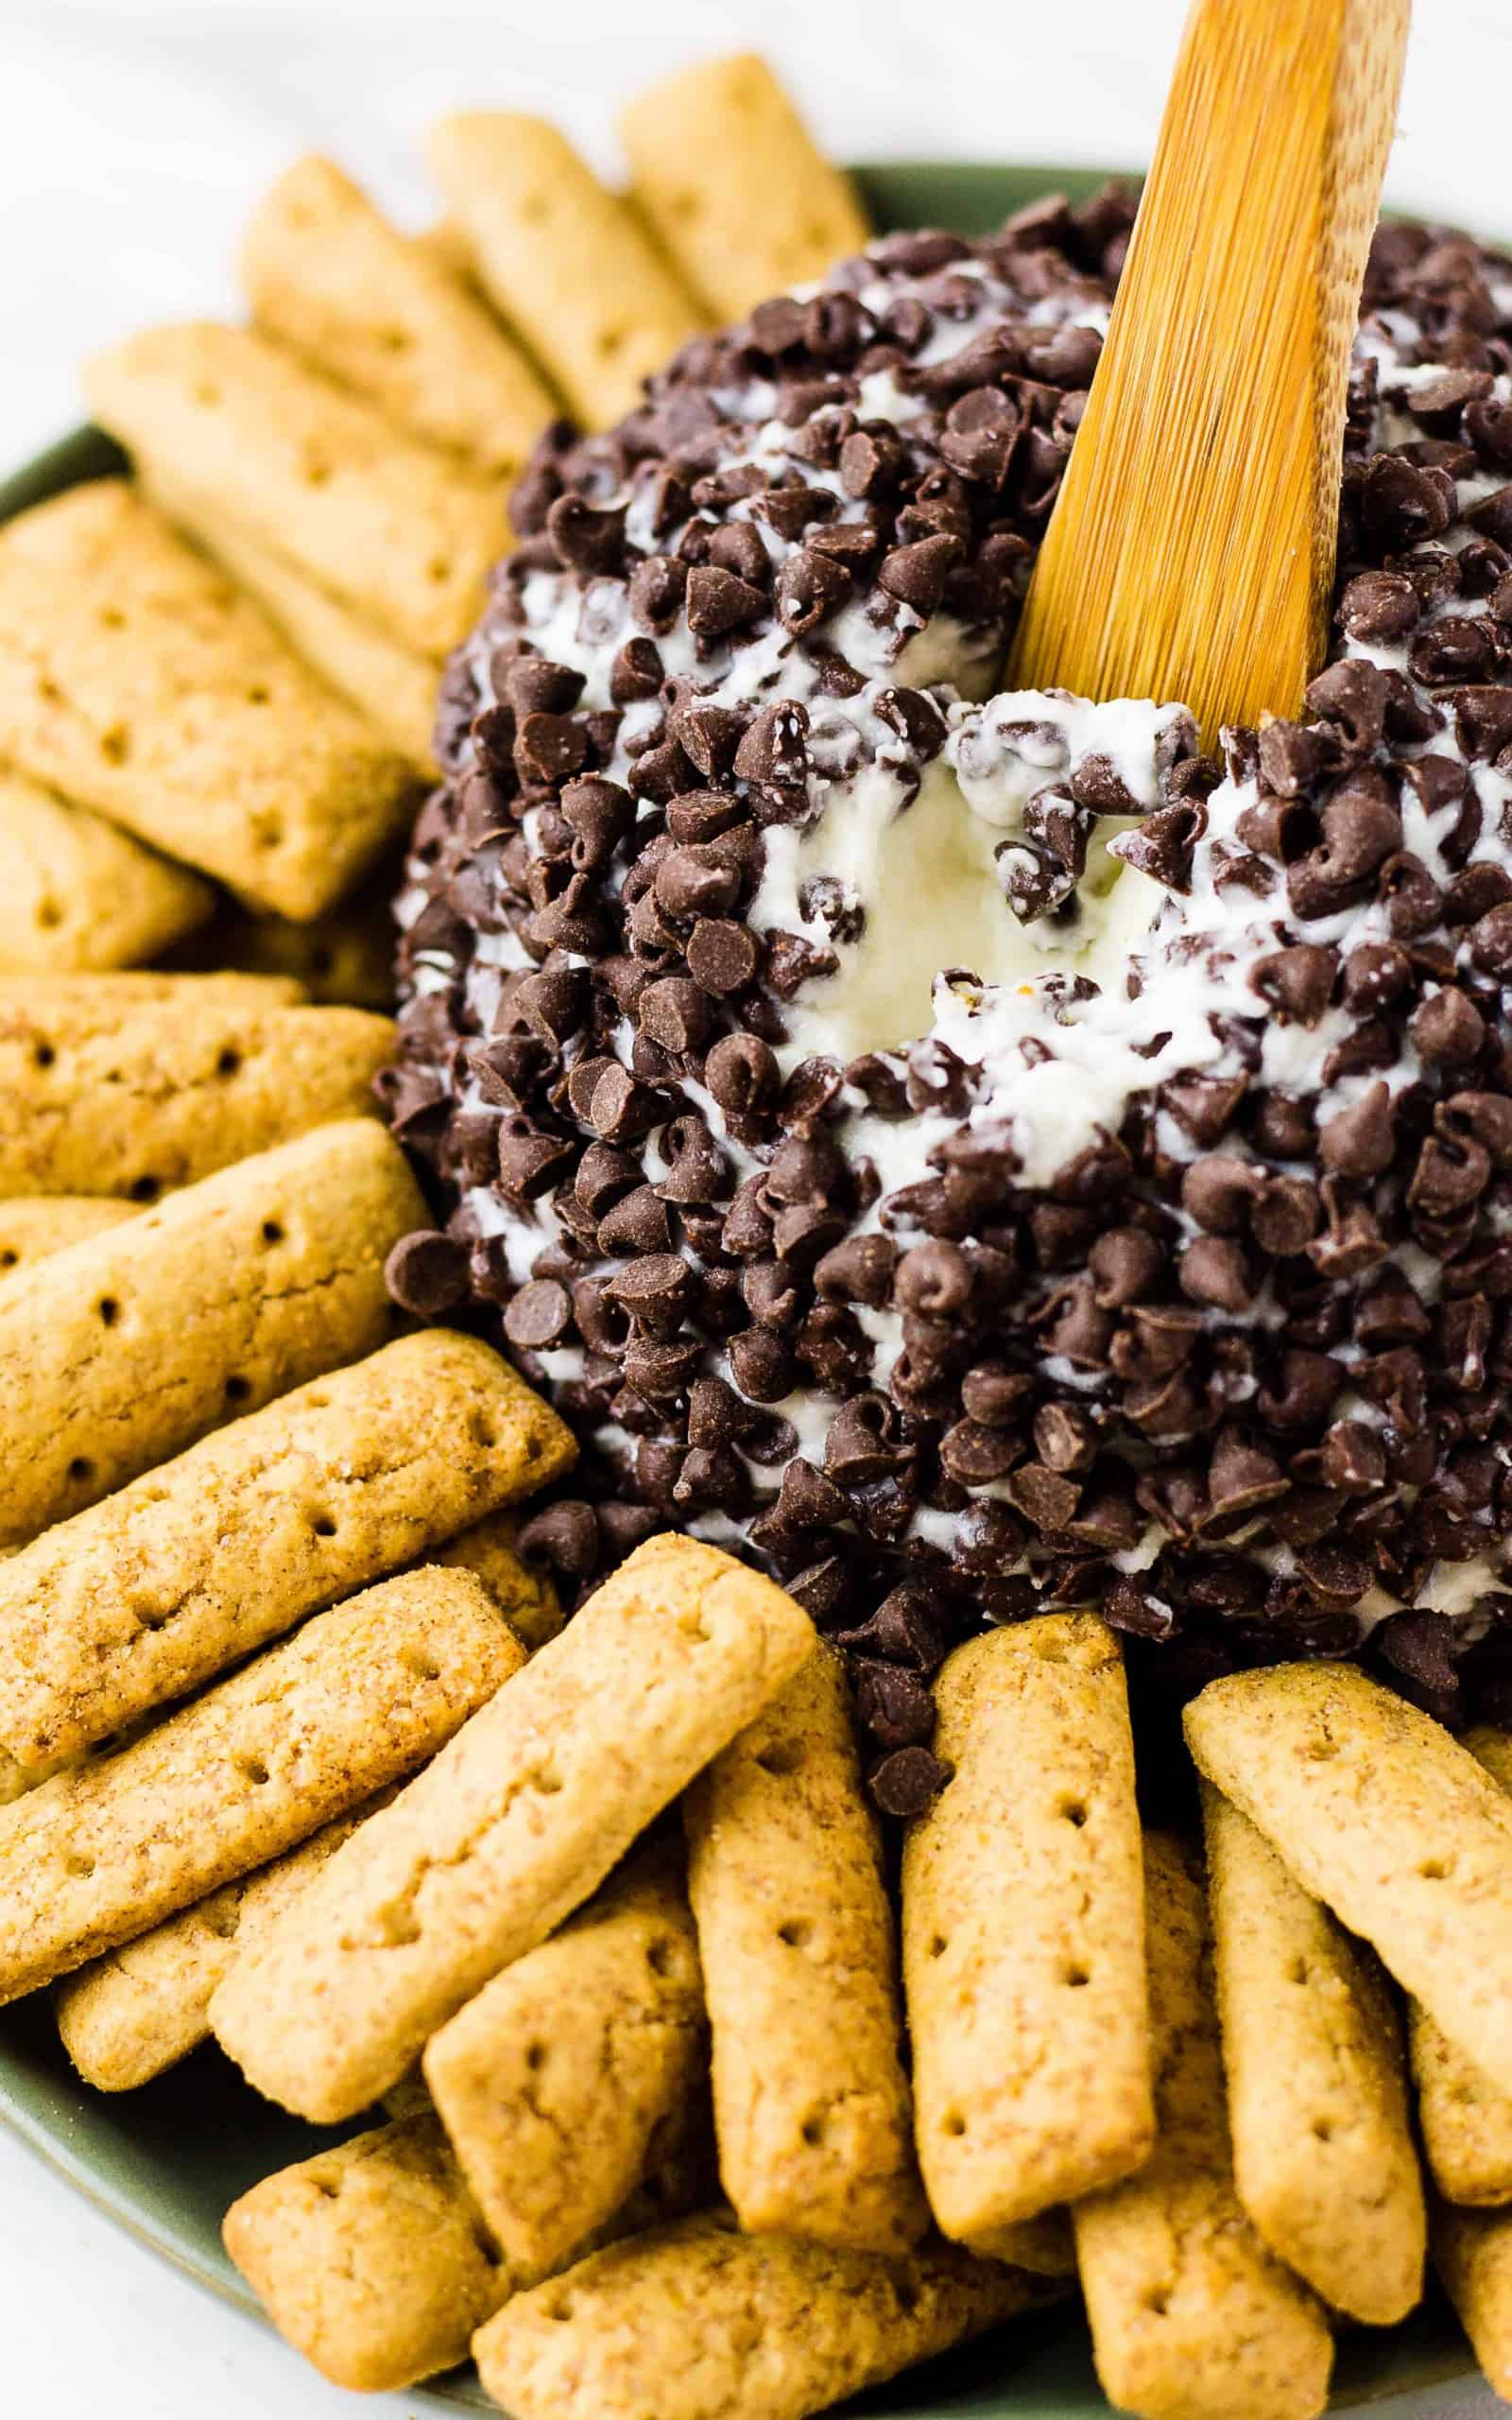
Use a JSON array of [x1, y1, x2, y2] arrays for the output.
[[387, 195, 1512, 1794]]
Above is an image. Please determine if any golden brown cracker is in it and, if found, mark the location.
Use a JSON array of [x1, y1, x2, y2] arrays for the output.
[[0, 482, 415, 917], [472, 2209, 1063, 2420], [240, 153, 555, 478], [1185, 1663, 1512, 2094], [212, 1534, 816, 2121], [0, 971, 305, 1007], [620, 53, 869, 319], [685, 1641, 926, 2255], [159, 876, 397, 1010], [140, 462, 438, 773], [56, 1793, 386, 2090], [430, 1512, 562, 1652], [0, 995, 394, 1199], [1412, 1724, 1512, 2206], [85, 327, 507, 660], [425, 114, 704, 427], [902, 1615, 1153, 2241], [0, 1118, 422, 1547], [0, 763, 213, 973], [224, 2112, 508, 2390], [1073, 1831, 1333, 2420], [0, 1566, 522, 2003], [1201, 1780, 1424, 2322], [423, 1835, 704, 2273], [1433, 2198, 1512, 2398], [0, 1328, 573, 1764], [0, 1196, 139, 1285]]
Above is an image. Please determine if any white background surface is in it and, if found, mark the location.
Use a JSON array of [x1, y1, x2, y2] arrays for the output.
[[0, 0, 1509, 2411]]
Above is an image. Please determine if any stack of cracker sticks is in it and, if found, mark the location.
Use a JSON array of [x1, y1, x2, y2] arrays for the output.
[[6, 42, 1512, 2420]]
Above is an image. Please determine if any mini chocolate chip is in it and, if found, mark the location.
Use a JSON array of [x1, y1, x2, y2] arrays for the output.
[[629, 555, 688, 633], [1179, 1236, 1255, 1311], [854, 1661, 936, 1750], [514, 1498, 600, 1579], [384, 1230, 469, 1318], [876, 532, 962, 615], [706, 1031, 779, 1117], [1319, 1084, 1396, 1179], [775, 546, 853, 635], [503, 1277, 573, 1349], [1089, 1226, 1164, 1307], [546, 493, 627, 574], [815, 1233, 898, 1307], [1339, 568, 1420, 642], [1250, 944, 1337, 1025], [896, 1240, 971, 1316], [610, 637, 663, 704], [685, 918, 759, 994], [1320, 1419, 1387, 1493], [514, 712, 588, 786], [598, 1184, 673, 1254], [869, 1746, 952, 1819], [496, 1115, 575, 1201], [589, 1063, 660, 1145], [685, 563, 768, 638], [638, 977, 712, 1055]]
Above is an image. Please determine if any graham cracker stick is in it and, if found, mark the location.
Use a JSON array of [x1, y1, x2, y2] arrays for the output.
[[0, 995, 394, 1200], [0, 971, 305, 1008], [423, 1835, 704, 2274], [902, 1615, 1152, 2242], [160, 881, 396, 1010], [0, 1328, 574, 1765], [472, 2210, 1064, 2420], [1201, 1781, 1424, 2322], [425, 114, 704, 428], [1412, 1724, 1512, 2205], [240, 154, 555, 479], [0, 483, 415, 918], [225, 2107, 709, 2394], [85, 326, 508, 661], [225, 2112, 507, 2391], [139, 460, 438, 774], [0, 763, 212, 973], [1074, 1832, 1333, 2420], [1184, 1663, 1512, 2095], [212, 1534, 816, 2122], [686, 1641, 927, 2256], [620, 54, 869, 320], [430, 1512, 562, 1652], [0, 1118, 421, 1547], [0, 1566, 522, 2003], [56, 1791, 388, 2091], [0, 1197, 138, 1284], [1434, 2198, 1512, 2399]]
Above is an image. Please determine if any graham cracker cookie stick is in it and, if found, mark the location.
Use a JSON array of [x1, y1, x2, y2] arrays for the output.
[[1412, 1723, 1512, 2206], [225, 2111, 509, 2390], [0, 1117, 421, 1547], [0, 995, 395, 1200], [240, 153, 555, 479], [431, 1512, 562, 1652], [0, 1197, 138, 1285], [85, 327, 507, 661], [56, 1791, 389, 2090], [1074, 1831, 1333, 2420], [425, 114, 705, 428], [0, 971, 305, 1007], [225, 2105, 709, 2394], [0, 482, 415, 918], [686, 1640, 927, 2256], [140, 460, 438, 773], [1434, 2198, 1512, 2398], [0, 1565, 522, 2003], [0, 1327, 574, 1765], [160, 881, 396, 1010], [620, 54, 869, 320], [212, 1533, 816, 2121], [1201, 1780, 1424, 2322], [0, 763, 212, 973], [423, 1834, 704, 2274], [1184, 1663, 1512, 2095], [902, 1614, 1152, 2242], [472, 2209, 1064, 2420]]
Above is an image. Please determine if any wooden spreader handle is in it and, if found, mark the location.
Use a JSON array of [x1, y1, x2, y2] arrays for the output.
[[1009, 0, 1410, 744]]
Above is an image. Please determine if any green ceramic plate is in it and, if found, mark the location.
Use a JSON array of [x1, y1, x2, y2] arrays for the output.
[[0, 158, 1488, 2416]]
